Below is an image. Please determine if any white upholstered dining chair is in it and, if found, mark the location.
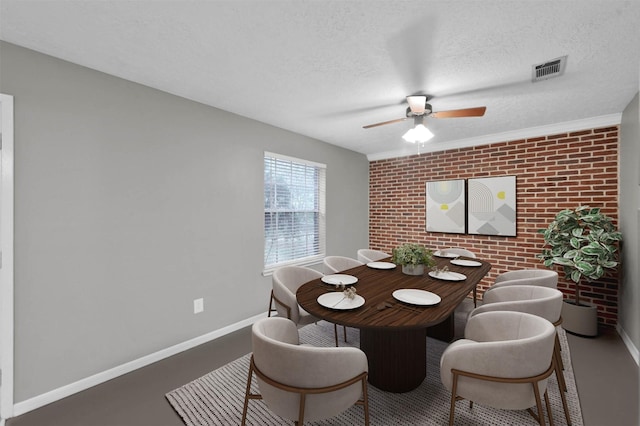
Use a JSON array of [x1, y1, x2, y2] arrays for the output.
[[356, 249, 389, 263], [322, 256, 363, 343], [441, 247, 479, 306], [490, 269, 558, 291], [241, 317, 370, 425], [269, 265, 342, 346], [323, 256, 364, 274], [440, 311, 557, 426], [441, 247, 477, 258], [469, 285, 571, 425], [269, 266, 323, 327]]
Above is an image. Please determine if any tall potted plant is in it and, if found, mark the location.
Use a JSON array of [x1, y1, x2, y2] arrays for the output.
[[537, 206, 622, 336], [392, 243, 435, 276]]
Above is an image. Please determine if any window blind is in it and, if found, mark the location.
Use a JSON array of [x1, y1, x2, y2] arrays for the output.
[[263, 152, 326, 273]]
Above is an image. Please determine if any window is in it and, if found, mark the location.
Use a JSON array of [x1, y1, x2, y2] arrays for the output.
[[263, 152, 326, 273]]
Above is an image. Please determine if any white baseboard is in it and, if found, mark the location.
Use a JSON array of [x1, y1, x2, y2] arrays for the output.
[[12, 312, 266, 417], [617, 323, 640, 366]]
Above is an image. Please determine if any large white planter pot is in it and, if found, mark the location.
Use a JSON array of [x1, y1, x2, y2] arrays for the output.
[[402, 264, 424, 276], [561, 300, 598, 337]]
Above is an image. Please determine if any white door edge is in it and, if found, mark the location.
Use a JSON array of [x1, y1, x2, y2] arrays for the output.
[[0, 93, 15, 419]]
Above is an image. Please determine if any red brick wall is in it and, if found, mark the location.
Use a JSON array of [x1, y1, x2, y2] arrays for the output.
[[369, 125, 620, 327]]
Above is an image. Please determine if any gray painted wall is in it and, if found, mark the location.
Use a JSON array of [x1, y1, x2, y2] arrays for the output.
[[619, 92, 640, 352], [0, 42, 369, 402]]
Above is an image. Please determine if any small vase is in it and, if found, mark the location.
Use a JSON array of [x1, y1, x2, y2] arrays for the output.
[[402, 264, 424, 276]]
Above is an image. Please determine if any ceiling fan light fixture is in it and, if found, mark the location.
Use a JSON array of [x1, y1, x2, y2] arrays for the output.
[[406, 95, 427, 115], [402, 124, 434, 143]]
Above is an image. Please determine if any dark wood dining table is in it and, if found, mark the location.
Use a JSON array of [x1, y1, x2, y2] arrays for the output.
[[296, 255, 491, 393]]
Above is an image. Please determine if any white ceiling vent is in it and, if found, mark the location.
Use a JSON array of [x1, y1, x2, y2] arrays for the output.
[[532, 56, 567, 82]]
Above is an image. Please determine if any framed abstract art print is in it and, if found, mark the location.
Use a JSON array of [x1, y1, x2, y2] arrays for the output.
[[426, 179, 466, 234], [467, 175, 517, 236]]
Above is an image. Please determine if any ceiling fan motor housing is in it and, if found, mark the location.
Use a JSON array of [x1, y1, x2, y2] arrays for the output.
[[406, 103, 432, 117]]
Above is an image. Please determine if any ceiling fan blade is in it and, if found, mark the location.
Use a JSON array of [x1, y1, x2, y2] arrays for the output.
[[431, 106, 486, 118], [363, 117, 408, 129]]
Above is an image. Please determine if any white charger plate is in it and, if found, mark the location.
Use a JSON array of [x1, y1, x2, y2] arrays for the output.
[[450, 259, 482, 267], [392, 289, 441, 306], [433, 250, 459, 258], [367, 261, 396, 270], [321, 274, 358, 286], [317, 292, 365, 310], [428, 271, 467, 281]]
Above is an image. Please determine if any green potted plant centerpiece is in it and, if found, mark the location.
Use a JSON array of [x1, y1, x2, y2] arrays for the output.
[[392, 243, 436, 276], [538, 206, 622, 336]]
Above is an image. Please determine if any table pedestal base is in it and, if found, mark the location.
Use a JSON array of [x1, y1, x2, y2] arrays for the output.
[[360, 327, 427, 392], [427, 313, 455, 342]]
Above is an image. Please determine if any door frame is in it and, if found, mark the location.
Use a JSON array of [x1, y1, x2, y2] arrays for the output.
[[0, 93, 15, 420]]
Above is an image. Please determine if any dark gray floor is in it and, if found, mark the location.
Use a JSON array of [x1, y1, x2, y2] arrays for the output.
[[6, 300, 639, 426]]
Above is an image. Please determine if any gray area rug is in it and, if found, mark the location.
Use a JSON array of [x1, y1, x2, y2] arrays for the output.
[[166, 320, 583, 425]]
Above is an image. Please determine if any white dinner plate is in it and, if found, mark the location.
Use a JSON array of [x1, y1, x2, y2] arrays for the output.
[[367, 261, 397, 270], [321, 274, 358, 286], [392, 289, 441, 306], [317, 293, 365, 310], [428, 271, 467, 281], [450, 259, 482, 267], [433, 250, 460, 258]]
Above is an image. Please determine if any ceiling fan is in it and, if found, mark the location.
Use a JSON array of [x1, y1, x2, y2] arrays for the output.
[[362, 95, 486, 131]]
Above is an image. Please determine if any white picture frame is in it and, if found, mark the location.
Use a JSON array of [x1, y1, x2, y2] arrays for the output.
[[425, 179, 466, 234]]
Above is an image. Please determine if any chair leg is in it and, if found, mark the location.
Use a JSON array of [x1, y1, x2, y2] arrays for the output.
[[297, 393, 306, 425], [241, 362, 255, 426], [343, 325, 348, 342], [267, 290, 276, 318], [334, 323, 339, 347], [552, 344, 572, 425], [531, 381, 547, 426], [544, 389, 555, 426], [361, 376, 370, 426], [473, 287, 477, 308], [555, 332, 565, 372], [449, 372, 459, 426], [554, 337, 567, 392]]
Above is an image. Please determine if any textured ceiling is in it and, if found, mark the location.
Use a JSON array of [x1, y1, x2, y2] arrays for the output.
[[1, 1, 639, 160]]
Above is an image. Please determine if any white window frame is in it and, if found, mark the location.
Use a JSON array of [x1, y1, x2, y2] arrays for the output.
[[263, 151, 326, 275]]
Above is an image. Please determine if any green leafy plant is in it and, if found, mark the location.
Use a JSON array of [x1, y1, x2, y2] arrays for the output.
[[537, 206, 622, 306], [392, 243, 435, 267]]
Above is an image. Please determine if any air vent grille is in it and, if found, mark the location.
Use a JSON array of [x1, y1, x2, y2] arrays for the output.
[[532, 55, 567, 82]]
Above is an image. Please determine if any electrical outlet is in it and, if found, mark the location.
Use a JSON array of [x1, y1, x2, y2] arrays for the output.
[[194, 298, 204, 314]]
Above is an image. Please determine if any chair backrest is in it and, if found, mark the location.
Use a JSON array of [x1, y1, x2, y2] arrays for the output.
[[356, 248, 389, 263], [491, 269, 558, 290], [470, 285, 563, 324], [440, 311, 556, 410], [272, 266, 323, 324], [323, 256, 363, 274], [252, 317, 368, 422], [442, 247, 477, 258]]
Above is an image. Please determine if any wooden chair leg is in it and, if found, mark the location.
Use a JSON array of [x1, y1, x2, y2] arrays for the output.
[[544, 389, 554, 426], [267, 290, 276, 318], [531, 381, 547, 426], [555, 333, 565, 371], [361, 376, 370, 426], [241, 362, 255, 426], [554, 338, 567, 392], [449, 372, 459, 426], [297, 393, 306, 425], [552, 345, 572, 425]]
